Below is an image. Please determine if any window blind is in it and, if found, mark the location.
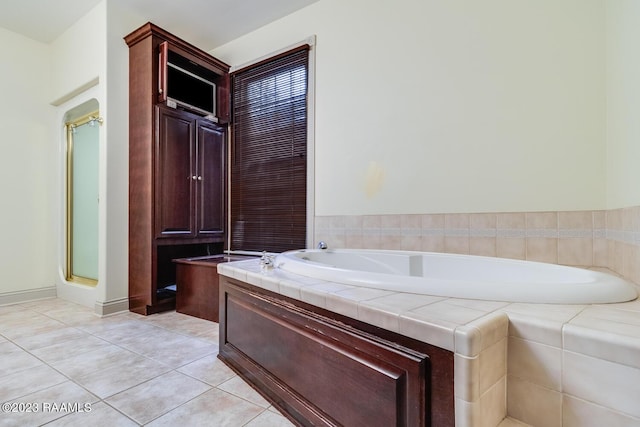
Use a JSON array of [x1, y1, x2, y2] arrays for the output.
[[230, 47, 309, 253]]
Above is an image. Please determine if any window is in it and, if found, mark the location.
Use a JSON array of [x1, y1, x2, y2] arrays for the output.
[[231, 47, 309, 253]]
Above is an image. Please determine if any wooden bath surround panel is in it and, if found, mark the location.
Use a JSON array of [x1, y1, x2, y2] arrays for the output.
[[218, 276, 455, 427]]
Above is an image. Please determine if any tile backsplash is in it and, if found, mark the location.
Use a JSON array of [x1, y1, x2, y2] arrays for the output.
[[314, 206, 640, 285]]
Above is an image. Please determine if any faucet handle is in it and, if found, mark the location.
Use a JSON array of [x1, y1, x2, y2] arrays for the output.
[[317, 241, 328, 250], [260, 251, 275, 269]]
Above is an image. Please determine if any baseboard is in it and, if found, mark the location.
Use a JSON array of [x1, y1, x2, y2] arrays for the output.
[[94, 297, 129, 316], [0, 286, 57, 306]]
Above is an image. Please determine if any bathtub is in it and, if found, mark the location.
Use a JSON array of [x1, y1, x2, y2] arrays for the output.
[[274, 249, 638, 304]]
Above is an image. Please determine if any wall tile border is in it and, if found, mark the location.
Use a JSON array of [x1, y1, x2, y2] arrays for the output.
[[315, 206, 640, 285]]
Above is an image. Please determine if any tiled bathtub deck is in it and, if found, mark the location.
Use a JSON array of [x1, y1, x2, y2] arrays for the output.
[[219, 259, 640, 427]]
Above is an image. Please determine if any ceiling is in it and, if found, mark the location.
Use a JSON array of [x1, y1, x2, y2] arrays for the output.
[[0, 0, 319, 51]]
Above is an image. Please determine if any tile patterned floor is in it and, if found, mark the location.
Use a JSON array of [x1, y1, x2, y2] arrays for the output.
[[0, 298, 295, 426]]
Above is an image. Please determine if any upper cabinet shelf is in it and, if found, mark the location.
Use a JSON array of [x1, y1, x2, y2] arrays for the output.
[[124, 22, 230, 124]]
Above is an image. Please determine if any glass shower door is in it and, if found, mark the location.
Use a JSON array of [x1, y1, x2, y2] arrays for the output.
[[67, 114, 99, 284]]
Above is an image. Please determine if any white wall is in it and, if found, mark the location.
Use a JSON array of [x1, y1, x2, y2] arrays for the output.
[[49, 1, 145, 311], [103, 1, 147, 304], [49, 3, 106, 308], [605, 0, 640, 209], [212, 0, 608, 216], [0, 27, 55, 296], [50, 6, 105, 104], [3, 0, 636, 306]]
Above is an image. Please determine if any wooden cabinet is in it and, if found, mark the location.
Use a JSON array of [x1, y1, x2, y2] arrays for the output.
[[125, 22, 230, 315], [218, 277, 455, 427], [196, 120, 226, 236], [155, 106, 226, 239], [174, 255, 249, 322]]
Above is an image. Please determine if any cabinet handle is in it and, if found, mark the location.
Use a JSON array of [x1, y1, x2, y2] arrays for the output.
[[198, 176, 202, 181], [192, 175, 197, 180]]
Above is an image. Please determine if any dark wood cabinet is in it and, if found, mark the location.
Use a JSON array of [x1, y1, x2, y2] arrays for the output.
[[155, 106, 193, 238], [196, 120, 226, 236], [218, 277, 455, 427], [125, 23, 230, 315], [155, 106, 226, 239], [174, 255, 249, 322]]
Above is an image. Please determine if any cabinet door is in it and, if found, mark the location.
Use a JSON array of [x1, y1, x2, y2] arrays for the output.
[[156, 107, 195, 238], [196, 120, 226, 236]]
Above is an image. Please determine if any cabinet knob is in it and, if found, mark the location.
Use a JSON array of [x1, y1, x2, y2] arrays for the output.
[[192, 175, 197, 180], [198, 176, 202, 181]]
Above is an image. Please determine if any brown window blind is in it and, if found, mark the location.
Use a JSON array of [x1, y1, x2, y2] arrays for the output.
[[230, 47, 309, 253]]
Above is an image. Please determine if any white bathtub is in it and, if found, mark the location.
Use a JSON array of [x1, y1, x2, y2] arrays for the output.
[[275, 249, 638, 304]]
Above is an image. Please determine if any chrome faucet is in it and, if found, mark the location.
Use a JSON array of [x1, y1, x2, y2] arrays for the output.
[[317, 241, 328, 250], [260, 251, 275, 269]]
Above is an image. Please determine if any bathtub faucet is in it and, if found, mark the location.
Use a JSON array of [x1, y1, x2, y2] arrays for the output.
[[317, 241, 328, 250], [260, 251, 275, 270]]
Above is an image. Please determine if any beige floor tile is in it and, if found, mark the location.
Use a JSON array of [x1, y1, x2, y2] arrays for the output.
[[177, 354, 236, 386], [30, 335, 112, 364], [146, 388, 264, 426], [34, 299, 94, 315], [218, 375, 271, 408], [115, 327, 197, 353], [141, 311, 193, 327], [15, 298, 75, 312], [39, 308, 102, 326], [116, 330, 217, 368], [0, 299, 298, 426], [0, 312, 67, 340], [50, 345, 146, 378], [0, 304, 26, 316], [106, 371, 211, 424], [45, 402, 138, 426], [74, 312, 156, 334], [0, 341, 44, 378], [10, 326, 89, 351], [245, 409, 296, 426], [191, 325, 220, 343], [0, 405, 65, 427], [140, 336, 217, 368], [144, 311, 219, 338], [0, 364, 68, 401], [1, 380, 99, 427], [0, 309, 40, 325], [71, 356, 171, 399], [28, 379, 99, 402], [18, 298, 78, 312], [176, 318, 220, 337], [87, 320, 166, 342]]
